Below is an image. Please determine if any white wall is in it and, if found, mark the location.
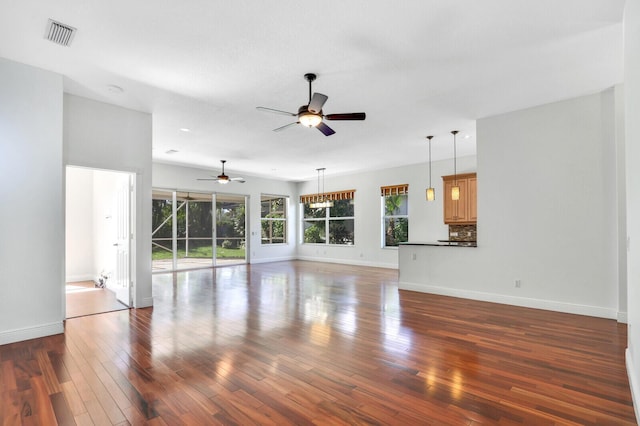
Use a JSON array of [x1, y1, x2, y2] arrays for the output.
[[624, 0, 640, 418], [0, 58, 64, 344], [64, 94, 153, 308], [153, 162, 299, 263], [66, 167, 95, 282], [296, 156, 477, 268], [614, 84, 627, 322], [401, 90, 622, 320]]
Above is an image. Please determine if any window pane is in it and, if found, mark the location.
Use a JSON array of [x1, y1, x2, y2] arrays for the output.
[[152, 199, 173, 238], [176, 201, 187, 238], [384, 194, 408, 216], [384, 217, 409, 246], [304, 203, 327, 218], [329, 219, 354, 245], [329, 199, 354, 217], [261, 219, 286, 244], [262, 197, 287, 218], [303, 220, 326, 243], [187, 201, 213, 237]]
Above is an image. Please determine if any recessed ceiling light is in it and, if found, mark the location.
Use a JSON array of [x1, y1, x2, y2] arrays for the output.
[[180, 128, 191, 132], [464, 134, 471, 139], [107, 84, 124, 94], [165, 149, 179, 154]]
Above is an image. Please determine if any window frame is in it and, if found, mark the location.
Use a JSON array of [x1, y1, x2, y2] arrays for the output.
[[260, 194, 288, 245], [381, 185, 409, 248], [301, 199, 355, 246]]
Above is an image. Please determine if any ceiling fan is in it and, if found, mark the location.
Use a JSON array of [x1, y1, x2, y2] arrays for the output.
[[197, 160, 245, 184], [256, 73, 366, 136]]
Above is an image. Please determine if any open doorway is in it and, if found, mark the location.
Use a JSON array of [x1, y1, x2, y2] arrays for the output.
[[65, 166, 134, 318]]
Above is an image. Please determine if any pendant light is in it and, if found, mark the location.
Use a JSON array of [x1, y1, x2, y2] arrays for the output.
[[451, 130, 460, 201], [425, 135, 435, 201], [309, 167, 334, 208]]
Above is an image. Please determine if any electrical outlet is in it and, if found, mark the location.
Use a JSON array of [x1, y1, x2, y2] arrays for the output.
[[412, 253, 417, 260], [515, 280, 522, 288]]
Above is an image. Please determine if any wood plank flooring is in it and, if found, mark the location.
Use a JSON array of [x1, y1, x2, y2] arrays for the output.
[[1, 261, 636, 425], [66, 281, 129, 318]]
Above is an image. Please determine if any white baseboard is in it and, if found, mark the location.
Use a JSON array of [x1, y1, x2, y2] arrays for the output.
[[65, 274, 95, 283], [0, 321, 64, 345], [249, 255, 296, 264], [618, 311, 629, 323], [296, 255, 397, 269], [399, 281, 617, 319], [626, 349, 640, 424]]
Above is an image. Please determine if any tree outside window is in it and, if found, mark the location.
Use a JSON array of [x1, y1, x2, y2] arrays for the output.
[[383, 193, 409, 247], [302, 199, 354, 245]]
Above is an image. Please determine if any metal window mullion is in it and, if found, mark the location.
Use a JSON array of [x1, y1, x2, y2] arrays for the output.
[[172, 191, 177, 270], [212, 193, 216, 267], [185, 200, 189, 257]]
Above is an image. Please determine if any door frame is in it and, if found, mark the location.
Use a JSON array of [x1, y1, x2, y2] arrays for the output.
[[65, 166, 135, 317]]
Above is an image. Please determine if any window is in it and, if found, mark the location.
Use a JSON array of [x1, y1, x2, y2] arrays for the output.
[[382, 184, 409, 247], [261, 195, 288, 244], [301, 190, 355, 245]]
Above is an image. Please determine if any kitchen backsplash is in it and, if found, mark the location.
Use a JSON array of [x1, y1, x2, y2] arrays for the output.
[[449, 224, 477, 241]]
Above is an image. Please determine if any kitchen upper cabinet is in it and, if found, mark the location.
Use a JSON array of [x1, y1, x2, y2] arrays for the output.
[[442, 172, 477, 224]]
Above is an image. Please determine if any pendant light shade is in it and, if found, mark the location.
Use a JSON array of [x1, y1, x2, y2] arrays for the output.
[[451, 185, 460, 200], [426, 187, 436, 201], [451, 130, 460, 201], [425, 135, 435, 201]]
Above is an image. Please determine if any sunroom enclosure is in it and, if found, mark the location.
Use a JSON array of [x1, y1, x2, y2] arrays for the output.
[[152, 190, 247, 271]]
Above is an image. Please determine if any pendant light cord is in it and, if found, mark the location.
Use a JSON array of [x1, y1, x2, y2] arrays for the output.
[[452, 130, 459, 184], [427, 135, 433, 187]]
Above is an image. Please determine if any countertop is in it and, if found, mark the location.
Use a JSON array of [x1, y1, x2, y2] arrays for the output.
[[399, 241, 477, 247]]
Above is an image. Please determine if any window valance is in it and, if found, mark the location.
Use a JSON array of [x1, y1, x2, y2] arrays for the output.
[[300, 189, 355, 204], [380, 184, 409, 196]]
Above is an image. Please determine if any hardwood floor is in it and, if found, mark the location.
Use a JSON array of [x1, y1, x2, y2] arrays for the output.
[[1, 261, 635, 425], [66, 281, 129, 318]]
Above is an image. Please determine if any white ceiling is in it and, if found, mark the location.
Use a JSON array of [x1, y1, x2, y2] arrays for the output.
[[0, 0, 625, 181]]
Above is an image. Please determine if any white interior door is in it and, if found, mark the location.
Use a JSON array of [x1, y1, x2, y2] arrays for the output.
[[112, 175, 132, 306]]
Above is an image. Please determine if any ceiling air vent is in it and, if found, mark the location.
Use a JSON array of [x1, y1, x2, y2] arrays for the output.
[[45, 19, 76, 46]]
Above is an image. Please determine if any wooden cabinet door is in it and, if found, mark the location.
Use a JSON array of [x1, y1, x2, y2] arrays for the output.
[[444, 180, 457, 223], [468, 177, 477, 222], [444, 179, 468, 223]]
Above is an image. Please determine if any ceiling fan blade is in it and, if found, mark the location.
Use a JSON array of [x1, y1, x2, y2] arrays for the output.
[[324, 112, 366, 121], [273, 122, 299, 132], [308, 93, 328, 114], [317, 122, 336, 136], [230, 177, 246, 183], [256, 106, 296, 116], [197, 178, 220, 181]]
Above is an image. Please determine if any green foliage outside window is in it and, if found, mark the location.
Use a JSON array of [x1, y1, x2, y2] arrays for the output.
[[383, 194, 409, 247], [261, 196, 287, 244], [302, 199, 354, 245]]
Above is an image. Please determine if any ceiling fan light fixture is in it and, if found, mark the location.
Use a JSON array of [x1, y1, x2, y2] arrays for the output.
[[218, 175, 230, 184], [299, 112, 322, 128]]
